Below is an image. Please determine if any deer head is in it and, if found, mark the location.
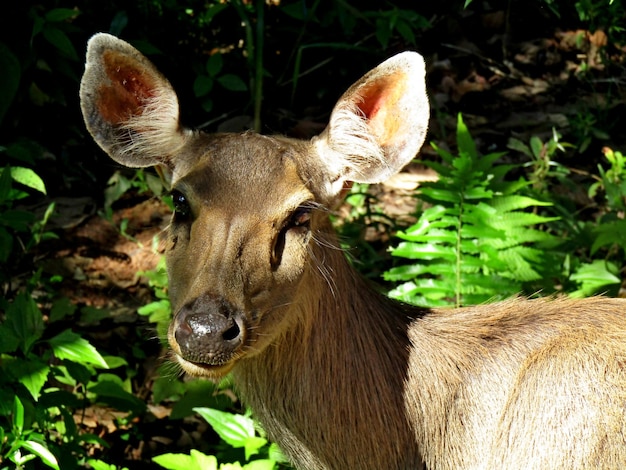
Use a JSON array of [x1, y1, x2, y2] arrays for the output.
[[80, 33, 429, 379]]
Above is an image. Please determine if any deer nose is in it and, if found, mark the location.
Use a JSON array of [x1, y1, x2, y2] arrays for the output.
[[173, 295, 245, 365]]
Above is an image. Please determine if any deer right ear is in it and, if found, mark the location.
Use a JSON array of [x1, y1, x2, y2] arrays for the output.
[[79, 33, 191, 179], [313, 51, 429, 199]]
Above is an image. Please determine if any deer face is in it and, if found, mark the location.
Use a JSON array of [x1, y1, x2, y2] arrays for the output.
[[162, 133, 323, 376]]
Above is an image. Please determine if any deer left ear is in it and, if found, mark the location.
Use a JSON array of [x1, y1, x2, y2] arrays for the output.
[[313, 51, 429, 197]]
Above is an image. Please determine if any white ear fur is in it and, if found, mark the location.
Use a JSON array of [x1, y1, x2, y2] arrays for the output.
[[313, 51, 429, 197], [80, 33, 192, 170]]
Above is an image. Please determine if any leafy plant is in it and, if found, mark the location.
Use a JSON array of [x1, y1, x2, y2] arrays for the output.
[[507, 128, 573, 194], [153, 407, 285, 470], [565, 146, 626, 297], [0, 291, 113, 468], [384, 114, 559, 307]]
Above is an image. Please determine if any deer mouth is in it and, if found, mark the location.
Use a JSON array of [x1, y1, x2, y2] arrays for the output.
[[173, 353, 237, 379]]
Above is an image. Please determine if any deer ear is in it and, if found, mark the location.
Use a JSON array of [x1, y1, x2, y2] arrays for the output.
[[79, 33, 191, 175], [313, 51, 429, 197]]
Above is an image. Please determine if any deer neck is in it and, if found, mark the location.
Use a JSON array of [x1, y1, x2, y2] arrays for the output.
[[232, 222, 424, 468]]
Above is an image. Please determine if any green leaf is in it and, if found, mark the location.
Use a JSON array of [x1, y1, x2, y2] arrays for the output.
[[12, 395, 24, 433], [217, 74, 248, 92], [243, 460, 276, 470], [0, 323, 19, 353], [170, 380, 231, 419], [153, 451, 217, 470], [6, 293, 45, 353], [19, 440, 60, 470], [194, 75, 214, 98], [206, 54, 223, 77], [9, 167, 46, 194], [456, 114, 477, 158], [529, 136, 544, 159], [592, 219, 626, 254], [89, 378, 147, 414], [190, 449, 219, 468], [395, 19, 416, 45], [4, 357, 50, 400], [49, 297, 77, 323], [86, 459, 119, 470], [42, 26, 78, 61], [569, 260, 620, 298], [194, 407, 256, 448], [48, 330, 109, 368]]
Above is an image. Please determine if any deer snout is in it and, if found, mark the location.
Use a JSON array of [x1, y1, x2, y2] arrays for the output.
[[171, 295, 246, 369]]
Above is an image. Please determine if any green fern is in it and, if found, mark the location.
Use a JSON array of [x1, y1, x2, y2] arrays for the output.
[[384, 114, 558, 308]]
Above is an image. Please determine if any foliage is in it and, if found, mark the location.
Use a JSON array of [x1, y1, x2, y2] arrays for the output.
[[153, 408, 286, 470], [382, 114, 625, 307], [384, 115, 559, 308]]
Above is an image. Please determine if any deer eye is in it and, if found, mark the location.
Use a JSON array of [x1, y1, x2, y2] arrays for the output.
[[271, 204, 313, 269], [288, 205, 312, 229], [171, 190, 191, 219]]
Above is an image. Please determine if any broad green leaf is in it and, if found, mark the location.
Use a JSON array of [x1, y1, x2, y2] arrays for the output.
[[191, 449, 219, 468], [592, 219, 626, 254], [0, 209, 35, 230], [11, 166, 46, 194], [170, 379, 231, 419], [49, 297, 77, 323], [194, 407, 255, 447], [153, 451, 218, 470], [529, 136, 544, 159], [42, 26, 78, 61], [48, 330, 109, 368], [89, 379, 147, 414], [194, 75, 214, 98], [569, 260, 620, 298], [4, 357, 50, 400], [244, 436, 269, 460], [217, 74, 248, 92], [206, 54, 223, 77], [20, 440, 59, 470], [0, 386, 16, 414], [6, 293, 44, 353], [221, 463, 243, 470], [242, 461, 276, 470], [0, 322, 18, 353], [86, 459, 119, 470]]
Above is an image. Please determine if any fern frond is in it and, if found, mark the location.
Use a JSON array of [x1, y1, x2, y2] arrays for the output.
[[386, 113, 560, 308]]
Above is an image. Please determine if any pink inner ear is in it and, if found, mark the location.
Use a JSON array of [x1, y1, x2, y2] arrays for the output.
[[96, 50, 158, 126], [356, 72, 407, 147]]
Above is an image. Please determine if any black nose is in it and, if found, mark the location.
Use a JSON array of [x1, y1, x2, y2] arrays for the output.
[[173, 295, 244, 365]]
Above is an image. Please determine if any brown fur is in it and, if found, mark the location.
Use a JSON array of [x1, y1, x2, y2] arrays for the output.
[[80, 33, 626, 469]]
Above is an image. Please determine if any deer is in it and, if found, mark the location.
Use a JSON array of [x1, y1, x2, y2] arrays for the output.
[[80, 32, 626, 470]]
